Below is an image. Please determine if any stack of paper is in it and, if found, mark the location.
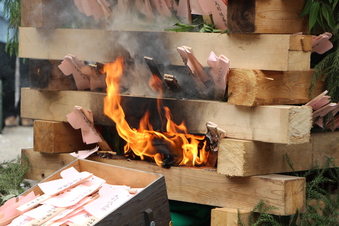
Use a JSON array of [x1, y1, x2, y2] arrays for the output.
[[1, 167, 143, 226]]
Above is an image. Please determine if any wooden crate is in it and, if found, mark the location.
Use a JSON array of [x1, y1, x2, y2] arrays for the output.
[[22, 149, 306, 216], [21, 158, 171, 225]]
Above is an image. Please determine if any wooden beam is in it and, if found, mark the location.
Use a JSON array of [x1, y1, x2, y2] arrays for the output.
[[19, 27, 311, 71], [227, 0, 308, 34], [29, 59, 77, 91], [21, 88, 312, 144], [227, 69, 325, 106], [22, 148, 306, 215], [33, 120, 96, 153], [22, 148, 76, 181], [211, 208, 251, 226], [218, 132, 339, 177], [312, 132, 339, 168], [21, 0, 74, 28]]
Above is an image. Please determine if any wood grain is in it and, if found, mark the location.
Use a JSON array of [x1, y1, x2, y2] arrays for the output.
[[22, 149, 306, 215], [19, 27, 311, 71], [211, 208, 251, 226], [227, 0, 308, 34], [21, 0, 72, 28], [33, 120, 96, 153], [218, 131, 339, 176], [227, 69, 325, 106], [21, 88, 313, 144], [29, 59, 77, 91]]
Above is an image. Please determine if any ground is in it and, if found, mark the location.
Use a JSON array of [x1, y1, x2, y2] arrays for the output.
[[0, 126, 33, 162]]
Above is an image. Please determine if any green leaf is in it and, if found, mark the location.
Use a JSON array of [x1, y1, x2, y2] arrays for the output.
[[309, 1, 320, 32], [199, 27, 206, 33], [317, 6, 325, 30], [299, 0, 313, 18], [321, 3, 331, 23], [333, 0, 339, 10], [289, 209, 299, 226], [322, 3, 336, 29]]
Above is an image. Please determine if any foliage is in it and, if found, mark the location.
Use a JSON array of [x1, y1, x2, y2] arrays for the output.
[[299, 0, 338, 33], [0, 0, 20, 56], [311, 26, 339, 102], [297, 158, 339, 225], [300, 0, 339, 102], [0, 156, 30, 206], [165, 16, 227, 34]]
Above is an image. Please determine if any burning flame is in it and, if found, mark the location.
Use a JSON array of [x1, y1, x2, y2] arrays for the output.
[[104, 57, 209, 167]]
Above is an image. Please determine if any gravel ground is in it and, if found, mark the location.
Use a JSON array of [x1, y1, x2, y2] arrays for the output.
[[0, 126, 33, 162]]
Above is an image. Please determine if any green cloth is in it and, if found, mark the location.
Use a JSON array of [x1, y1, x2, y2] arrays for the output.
[[169, 200, 213, 226]]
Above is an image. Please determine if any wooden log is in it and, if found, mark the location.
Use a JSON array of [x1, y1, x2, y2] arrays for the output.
[[34, 120, 96, 153], [22, 148, 306, 215], [22, 148, 76, 181], [227, 0, 308, 34], [19, 27, 311, 71], [20, 88, 313, 144], [218, 131, 339, 177], [29, 59, 77, 91], [21, 0, 74, 28], [312, 132, 339, 168], [211, 208, 251, 226], [227, 69, 325, 106]]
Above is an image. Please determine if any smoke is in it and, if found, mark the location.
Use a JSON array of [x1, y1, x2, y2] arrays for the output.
[[32, 0, 215, 100]]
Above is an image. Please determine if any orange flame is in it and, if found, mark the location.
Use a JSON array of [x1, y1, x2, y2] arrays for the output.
[[104, 57, 209, 167]]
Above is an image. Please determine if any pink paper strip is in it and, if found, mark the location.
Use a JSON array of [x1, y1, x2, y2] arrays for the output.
[[67, 106, 103, 144], [312, 32, 333, 54]]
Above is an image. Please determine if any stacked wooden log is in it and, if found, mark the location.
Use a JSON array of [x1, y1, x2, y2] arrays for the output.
[[18, 0, 339, 225]]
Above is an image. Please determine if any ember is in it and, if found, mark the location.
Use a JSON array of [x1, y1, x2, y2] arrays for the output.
[[103, 57, 211, 167]]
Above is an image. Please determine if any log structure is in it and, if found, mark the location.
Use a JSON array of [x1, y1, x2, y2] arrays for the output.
[[14, 0, 337, 224]]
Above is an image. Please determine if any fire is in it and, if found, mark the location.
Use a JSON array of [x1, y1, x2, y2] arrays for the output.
[[103, 57, 209, 167]]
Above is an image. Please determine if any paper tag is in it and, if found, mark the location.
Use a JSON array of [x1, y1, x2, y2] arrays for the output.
[[82, 216, 100, 226], [17, 194, 51, 213], [84, 185, 131, 219], [6, 215, 32, 226], [38, 171, 93, 196]]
